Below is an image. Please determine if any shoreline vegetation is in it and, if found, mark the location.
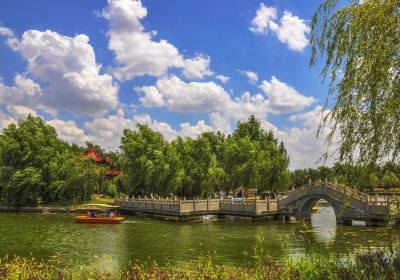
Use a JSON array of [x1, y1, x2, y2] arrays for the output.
[[1, 242, 399, 280], [2, 116, 400, 211]]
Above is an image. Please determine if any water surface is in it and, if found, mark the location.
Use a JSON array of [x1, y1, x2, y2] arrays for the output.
[[0, 202, 399, 272]]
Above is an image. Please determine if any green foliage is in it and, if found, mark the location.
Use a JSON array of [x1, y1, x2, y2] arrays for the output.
[[291, 162, 400, 190], [121, 115, 290, 197], [382, 171, 400, 188], [1, 248, 400, 279], [311, 0, 400, 165], [0, 115, 101, 206], [105, 183, 119, 198]]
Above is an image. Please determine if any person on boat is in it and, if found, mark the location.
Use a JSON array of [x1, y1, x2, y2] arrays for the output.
[[109, 209, 115, 218]]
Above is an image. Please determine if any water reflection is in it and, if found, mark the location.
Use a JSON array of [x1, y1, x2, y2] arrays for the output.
[[0, 212, 399, 272], [311, 200, 337, 243]]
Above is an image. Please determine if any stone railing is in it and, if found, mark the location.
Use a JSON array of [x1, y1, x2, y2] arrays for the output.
[[281, 180, 389, 206], [115, 197, 278, 216]]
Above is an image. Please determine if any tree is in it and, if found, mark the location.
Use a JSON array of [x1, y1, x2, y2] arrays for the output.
[[311, 0, 400, 165], [382, 171, 400, 189], [0, 115, 102, 206]]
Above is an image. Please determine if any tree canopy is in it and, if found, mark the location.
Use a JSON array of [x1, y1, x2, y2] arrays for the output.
[[120, 115, 290, 197], [311, 0, 400, 165], [0, 116, 100, 206]]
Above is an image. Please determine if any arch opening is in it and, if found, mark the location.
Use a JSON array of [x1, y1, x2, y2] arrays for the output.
[[310, 199, 336, 242]]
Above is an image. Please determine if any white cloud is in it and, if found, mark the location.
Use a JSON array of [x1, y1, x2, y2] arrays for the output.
[[249, 3, 278, 34], [250, 4, 310, 51], [84, 109, 178, 150], [133, 114, 178, 141], [209, 112, 231, 134], [225, 91, 269, 121], [137, 76, 272, 128], [0, 26, 19, 50], [0, 111, 15, 131], [13, 30, 119, 116], [216, 75, 230, 83], [179, 120, 213, 138], [241, 70, 259, 85], [103, 0, 212, 80], [47, 119, 92, 145], [276, 11, 310, 52], [136, 85, 165, 107], [260, 76, 315, 114], [182, 55, 214, 80], [0, 74, 42, 108], [138, 76, 272, 122], [6, 105, 37, 119], [148, 75, 232, 113], [272, 106, 338, 169]]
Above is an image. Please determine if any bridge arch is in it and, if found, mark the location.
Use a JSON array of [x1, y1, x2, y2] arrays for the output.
[[277, 182, 390, 225], [297, 194, 339, 221]]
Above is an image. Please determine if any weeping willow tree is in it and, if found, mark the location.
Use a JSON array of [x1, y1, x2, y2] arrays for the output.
[[311, 0, 399, 165]]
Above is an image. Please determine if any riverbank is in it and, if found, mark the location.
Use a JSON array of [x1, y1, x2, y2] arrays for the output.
[[1, 248, 399, 280], [0, 195, 116, 213], [0, 205, 88, 213]]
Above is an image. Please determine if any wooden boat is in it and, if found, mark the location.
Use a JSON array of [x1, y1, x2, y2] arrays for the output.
[[311, 207, 318, 212], [75, 204, 125, 224]]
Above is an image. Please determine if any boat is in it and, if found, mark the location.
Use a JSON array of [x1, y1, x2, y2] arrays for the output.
[[75, 204, 125, 224], [311, 207, 318, 212]]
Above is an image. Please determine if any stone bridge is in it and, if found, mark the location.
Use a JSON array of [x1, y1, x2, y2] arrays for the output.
[[279, 180, 400, 226], [114, 180, 400, 226]]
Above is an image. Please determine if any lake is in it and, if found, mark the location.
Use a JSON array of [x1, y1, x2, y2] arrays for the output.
[[0, 202, 399, 272]]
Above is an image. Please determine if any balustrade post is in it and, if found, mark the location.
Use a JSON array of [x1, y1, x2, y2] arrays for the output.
[[308, 179, 311, 188], [375, 194, 378, 203], [277, 194, 280, 210], [266, 196, 270, 211], [207, 197, 210, 210]]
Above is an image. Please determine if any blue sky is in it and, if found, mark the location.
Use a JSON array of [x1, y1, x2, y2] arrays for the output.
[[0, 0, 337, 169]]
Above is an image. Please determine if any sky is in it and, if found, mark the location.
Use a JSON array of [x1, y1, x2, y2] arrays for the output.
[[0, 0, 339, 169]]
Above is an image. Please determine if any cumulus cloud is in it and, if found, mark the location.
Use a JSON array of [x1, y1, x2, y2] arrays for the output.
[[179, 120, 213, 138], [0, 74, 42, 108], [136, 75, 272, 123], [6, 105, 37, 119], [250, 3, 310, 51], [103, 0, 213, 80], [249, 3, 278, 34], [216, 75, 230, 84], [13, 30, 119, 116], [139, 75, 231, 113], [209, 112, 231, 134], [225, 92, 269, 121], [272, 106, 338, 169], [182, 55, 214, 80], [47, 119, 92, 145], [0, 26, 19, 50], [84, 109, 178, 150], [240, 70, 259, 85], [0, 111, 15, 131], [136, 85, 165, 107], [260, 76, 315, 114]]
